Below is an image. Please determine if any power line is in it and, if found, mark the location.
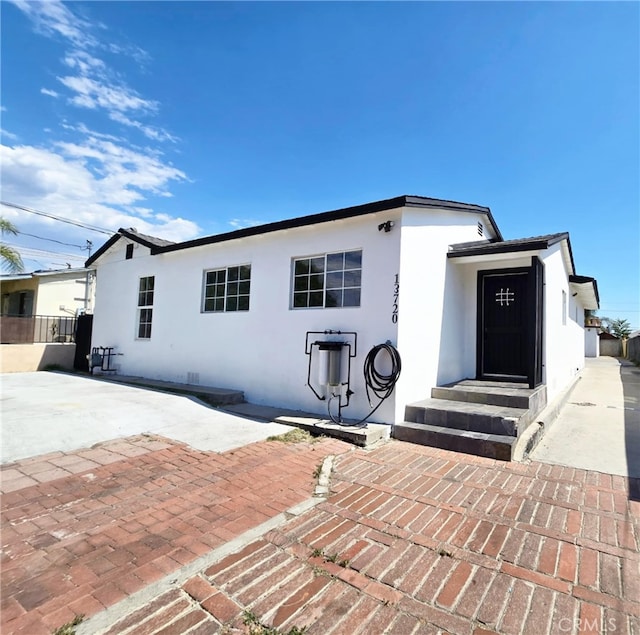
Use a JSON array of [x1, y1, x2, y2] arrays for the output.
[[17, 231, 86, 249], [1, 201, 114, 236], [8, 244, 86, 261]]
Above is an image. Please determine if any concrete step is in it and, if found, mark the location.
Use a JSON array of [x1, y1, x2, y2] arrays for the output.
[[392, 421, 515, 461], [93, 374, 245, 406], [221, 402, 391, 448], [431, 380, 546, 413], [404, 398, 526, 437]]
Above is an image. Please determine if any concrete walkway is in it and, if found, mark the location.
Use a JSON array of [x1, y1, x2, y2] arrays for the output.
[[531, 357, 640, 478]]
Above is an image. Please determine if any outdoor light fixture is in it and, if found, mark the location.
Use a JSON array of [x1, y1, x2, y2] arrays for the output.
[[378, 220, 394, 232]]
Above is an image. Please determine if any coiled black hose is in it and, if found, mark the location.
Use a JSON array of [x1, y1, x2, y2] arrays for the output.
[[328, 342, 402, 427]]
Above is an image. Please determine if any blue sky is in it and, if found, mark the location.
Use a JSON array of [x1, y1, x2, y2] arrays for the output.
[[1, 1, 638, 327]]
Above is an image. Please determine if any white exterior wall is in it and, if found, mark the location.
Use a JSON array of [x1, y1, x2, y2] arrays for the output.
[[585, 327, 600, 357], [541, 244, 585, 400], [443, 245, 587, 402], [450, 253, 533, 384], [92, 211, 404, 422], [394, 210, 491, 420], [91, 206, 588, 423], [35, 272, 93, 316]]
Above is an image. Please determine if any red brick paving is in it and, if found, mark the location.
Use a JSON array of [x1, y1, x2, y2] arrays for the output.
[[0, 433, 349, 634], [97, 440, 639, 635], [3, 436, 640, 634]]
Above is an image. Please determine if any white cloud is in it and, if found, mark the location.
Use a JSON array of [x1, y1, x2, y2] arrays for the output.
[[229, 218, 263, 230], [1, 139, 198, 242], [14, 0, 172, 143], [1, 129, 19, 141], [109, 112, 177, 143], [63, 49, 105, 74], [58, 75, 157, 113], [9, 0, 97, 49], [4, 0, 197, 258]]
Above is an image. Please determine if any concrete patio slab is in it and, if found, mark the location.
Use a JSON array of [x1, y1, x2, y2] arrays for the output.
[[0, 372, 293, 463]]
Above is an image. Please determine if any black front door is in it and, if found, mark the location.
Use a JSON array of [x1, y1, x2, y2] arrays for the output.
[[478, 270, 530, 380]]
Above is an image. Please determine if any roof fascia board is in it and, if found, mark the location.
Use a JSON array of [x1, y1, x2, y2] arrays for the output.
[[86, 228, 156, 267], [447, 240, 551, 259], [154, 195, 502, 256], [154, 196, 410, 255], [85, 233, 120, 267], [569, 274, 600, 307], [448, 232, 572, 262], [33, 268, 89, 277]]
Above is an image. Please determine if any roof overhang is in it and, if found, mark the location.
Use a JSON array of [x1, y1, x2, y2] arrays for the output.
[[85, 228, 171, 267], [569, 275, 600, 310], [86, 195, 503, 265], [448, 233, 575, 273], [0, 268, 89, 282]]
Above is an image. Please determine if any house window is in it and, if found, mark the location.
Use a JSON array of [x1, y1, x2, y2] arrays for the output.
[[477, 221, 484, 237], [203, 265, 251, 312], [292, 250, 362, 308], [126, 244, 134, 259], [137, 276, 154, 339], [562, 290, 567, 326]]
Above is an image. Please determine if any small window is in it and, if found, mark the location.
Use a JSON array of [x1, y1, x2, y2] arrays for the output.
[[477, 221, 484, 237], [203, 264, 251, 312], [562, 290, 567, 326], [137, 276, 154, 338], [126, 244, 134, 259], [292, 250, 362, 309]]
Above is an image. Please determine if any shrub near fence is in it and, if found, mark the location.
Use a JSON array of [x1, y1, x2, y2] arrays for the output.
[[0, 315, 77, 344]]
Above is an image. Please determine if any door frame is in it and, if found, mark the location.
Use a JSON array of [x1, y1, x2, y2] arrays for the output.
[[476, 257, 544, 388]]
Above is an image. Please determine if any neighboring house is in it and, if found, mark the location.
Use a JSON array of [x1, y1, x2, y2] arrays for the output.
[[0, 268, 95, 318], [86, 195, 599, 458], [584, 315, 601, 358], [0, 267, 96, 370]]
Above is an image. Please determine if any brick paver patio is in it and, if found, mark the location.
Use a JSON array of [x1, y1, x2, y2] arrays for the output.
[[0, 433, 350, 634], [2, 436, 639, 634], [98, 441, 639, 635]]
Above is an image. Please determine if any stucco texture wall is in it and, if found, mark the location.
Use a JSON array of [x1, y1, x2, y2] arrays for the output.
[[35, 274, 91, 316], [91, 211, 405, 423], [395, 209, 488, 420], [0, 343, 76, 372], [542, 244, 585, 400]]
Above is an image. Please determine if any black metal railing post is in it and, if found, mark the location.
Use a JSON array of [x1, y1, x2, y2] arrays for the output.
[[0, 314, 78, 344]]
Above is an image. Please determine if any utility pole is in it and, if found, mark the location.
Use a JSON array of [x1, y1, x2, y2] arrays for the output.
[[83, 240, 93, 314]]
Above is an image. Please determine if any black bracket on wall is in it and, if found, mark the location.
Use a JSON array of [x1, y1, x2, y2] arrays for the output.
[[304, 330, 357, 418]]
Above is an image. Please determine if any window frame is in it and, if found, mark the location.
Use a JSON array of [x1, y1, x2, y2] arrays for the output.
[[136, 275, 154, 339], [291, 249, 363, 310], [201, 263, 251, 313]]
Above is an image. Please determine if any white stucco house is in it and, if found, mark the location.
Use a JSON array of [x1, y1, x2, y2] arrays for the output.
[[86, 195, 599, 459]]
